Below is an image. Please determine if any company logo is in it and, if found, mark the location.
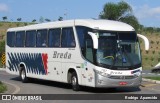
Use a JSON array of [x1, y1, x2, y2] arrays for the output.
[[2, 95, 11, 100], [53, 51, 71, 59], [110, 71, 123, 75]]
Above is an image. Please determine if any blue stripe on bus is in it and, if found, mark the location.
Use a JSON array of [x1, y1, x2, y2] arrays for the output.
[[7, 53, 47, 75]]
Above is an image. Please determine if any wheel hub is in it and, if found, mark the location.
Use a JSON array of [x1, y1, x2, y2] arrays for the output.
[[72, 76, 77, 85], [21, 70, 25, 80]]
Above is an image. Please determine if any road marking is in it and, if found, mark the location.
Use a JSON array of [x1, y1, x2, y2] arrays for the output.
[[142, 83, 157, 87], [2, 81, 20, 94]]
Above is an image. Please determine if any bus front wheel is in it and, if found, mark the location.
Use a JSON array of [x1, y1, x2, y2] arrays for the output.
[[71, 72, 80, 91]]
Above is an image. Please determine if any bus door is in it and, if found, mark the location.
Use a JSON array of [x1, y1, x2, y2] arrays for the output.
[[81, 39, 95, 85]]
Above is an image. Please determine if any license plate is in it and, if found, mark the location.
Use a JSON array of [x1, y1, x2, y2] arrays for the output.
[[119, 82, 127, 85]]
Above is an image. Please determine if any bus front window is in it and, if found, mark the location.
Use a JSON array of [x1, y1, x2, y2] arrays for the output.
[[96, 34, 116, 66], [96, 31, 141, 70]]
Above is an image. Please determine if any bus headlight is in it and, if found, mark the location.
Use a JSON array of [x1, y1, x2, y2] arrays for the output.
[[94, 69, 110, 77], [131, 69, 141, 77]]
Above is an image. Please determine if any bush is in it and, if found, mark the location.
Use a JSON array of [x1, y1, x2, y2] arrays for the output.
[[0, 23, 3, 26], [150, 40, 154, 44], [152, 50, 155, 54], [151, 57, 154, 61], [8, 23, 12, 27], [24, 22, 28, 26], [145, 51, 149, 54], [0, 81, 7, 93], [0, 40, 5, 53], [145, 57, 148, 60], [16, 23, 20, 27], [156, 41, 159, 44]]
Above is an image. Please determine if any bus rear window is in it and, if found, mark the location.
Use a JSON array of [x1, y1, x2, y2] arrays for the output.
[[7, 32, 15, 47]]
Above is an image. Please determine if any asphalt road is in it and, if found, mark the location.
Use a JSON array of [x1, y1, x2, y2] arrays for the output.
[[0, 70, 160, 103]]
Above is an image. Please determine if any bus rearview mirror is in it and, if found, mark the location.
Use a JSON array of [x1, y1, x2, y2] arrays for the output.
[[88, 32, 98, 49]]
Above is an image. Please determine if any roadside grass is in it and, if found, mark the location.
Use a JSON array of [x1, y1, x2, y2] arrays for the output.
[[0, 58, 3, 68], [144, 76, 160, 81], [0, 81, 7, 93]]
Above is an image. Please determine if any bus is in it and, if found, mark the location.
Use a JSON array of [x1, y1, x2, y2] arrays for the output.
[[6, 19, 142, 91]]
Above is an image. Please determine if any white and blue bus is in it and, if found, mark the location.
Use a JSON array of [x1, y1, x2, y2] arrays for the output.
[[6, 19, 142, 91]]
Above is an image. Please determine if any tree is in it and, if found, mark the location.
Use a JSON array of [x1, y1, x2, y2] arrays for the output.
[[146, 27, 154, 34], [99, 1, 139, 31], [32, 19, 36, 23], [2, 16, 7, 21], [45, 18, 51, 22], [39, 16, 44, 23], [139, 24, 144, 33], [17, 18, 22, 22], [58, 16, 63, 21]]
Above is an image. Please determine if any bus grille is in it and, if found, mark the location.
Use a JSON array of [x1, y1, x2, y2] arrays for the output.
[[108, 75, 137, 79]]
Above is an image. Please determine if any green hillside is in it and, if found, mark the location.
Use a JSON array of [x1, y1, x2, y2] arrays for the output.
[[0, 21, 160, 69], [139, 32, 160, 69], [0, 21, 34, 39]]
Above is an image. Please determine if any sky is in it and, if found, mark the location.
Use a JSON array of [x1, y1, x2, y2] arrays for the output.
[[0, 0, 160, 27]]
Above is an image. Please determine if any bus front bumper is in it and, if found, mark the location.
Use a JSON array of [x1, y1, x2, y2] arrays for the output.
[[95, 73, 142, 88]]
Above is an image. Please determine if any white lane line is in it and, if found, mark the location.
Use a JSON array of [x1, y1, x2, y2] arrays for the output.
[[2, 81, 20, 94]]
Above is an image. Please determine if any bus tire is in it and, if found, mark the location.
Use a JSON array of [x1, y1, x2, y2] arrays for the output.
[[20, 68, 28, 83], [71, 72, 80, 91]]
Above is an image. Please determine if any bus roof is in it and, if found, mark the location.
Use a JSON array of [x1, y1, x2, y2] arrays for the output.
[[7, 19, 135, 32]]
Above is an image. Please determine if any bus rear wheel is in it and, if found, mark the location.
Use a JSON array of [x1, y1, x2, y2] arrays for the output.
[[20, 68, 28, 83], [71, 72, 80, 91]]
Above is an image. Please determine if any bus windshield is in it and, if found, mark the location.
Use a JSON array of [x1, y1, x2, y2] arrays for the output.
[[96, 31, 141, 70]]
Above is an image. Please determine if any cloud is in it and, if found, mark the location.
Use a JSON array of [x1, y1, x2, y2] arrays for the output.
[[0, 3, 9, 12], [134, 5, 160, 20]]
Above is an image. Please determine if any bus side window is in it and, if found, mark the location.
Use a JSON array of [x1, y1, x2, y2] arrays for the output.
[[26, 30, 36, 47], [36, 29, 47, 47], [48, 28, 61, 47], [7, 32, 15, 47], [61, 27, 75, 47], [15, 31, 25, 47]]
